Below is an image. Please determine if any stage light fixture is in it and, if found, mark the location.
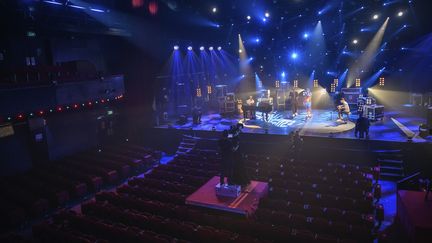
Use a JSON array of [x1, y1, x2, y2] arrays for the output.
[[291, 52, 298, 59], [334, 79, 339, 86], [355, 78, 361, 87], [373, 14, 379, 20], [209, 46, 214, 51], [196, 87, 202, 97], [262, 18, 267, 22], [313, 79, 319, 88], [187, 46, 193, 51], [275, 80, 280, 88], [352, 39, 358, 44], [281, 72, 286, 78], [293, 80, 298, 88], [207, 85, 212, 94], [212, 7, 217, 13], [239, 49, 243, 53], [255, 38, 260, 43], [247, 15, 251, 20], [265, 12, 270, 18], [200, 46, 205, 51], [217, 46, 222, 51], [379, 77, 385, 86], [173, 45, 179, 50], [398, 11, 404, 17], [303, 33, 309, 39], [331, 83, 336, 93]]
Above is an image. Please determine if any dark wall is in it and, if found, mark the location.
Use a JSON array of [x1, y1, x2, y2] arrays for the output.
[[0, 123, 33, 176]]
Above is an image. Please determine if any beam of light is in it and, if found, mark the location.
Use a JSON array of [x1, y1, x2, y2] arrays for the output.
[[317, 4, 332, 16], [345, 6, 365, 18], [363, 67, 386, 88], [43, 0, 63, 5], [307, 70, 315, 88], [68, 4, 85, 9], [90, 8, 105, 13], [347, 18, 389, 87], [383, 0, 401, 7], [338, 68, 349, 89], [174, 45, 179, 50], [387, 24, 409, 40], [255, 72, 263, 90], [311, 85, 332, 109], [368, 88, 410, 109], [238, 34, 254, 98]]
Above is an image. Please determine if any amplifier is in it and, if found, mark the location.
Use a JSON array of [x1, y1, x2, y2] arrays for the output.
[[427, 107, 432, 127], [341, 88, 362, 105], [363, 105, 384, 121]]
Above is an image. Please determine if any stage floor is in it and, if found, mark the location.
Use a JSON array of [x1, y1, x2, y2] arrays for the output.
[[156, 109, 432, 143], [185, 176, 268, 216]]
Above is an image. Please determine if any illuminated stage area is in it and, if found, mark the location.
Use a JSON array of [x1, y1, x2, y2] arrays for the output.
[[156, 108, 431, 143]]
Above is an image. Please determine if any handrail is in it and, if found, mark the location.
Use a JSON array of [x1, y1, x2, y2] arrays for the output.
[[397, 171, 421, 185]]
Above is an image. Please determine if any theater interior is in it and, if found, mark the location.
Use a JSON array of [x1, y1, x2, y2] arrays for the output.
[[1, 0, 432, 242]]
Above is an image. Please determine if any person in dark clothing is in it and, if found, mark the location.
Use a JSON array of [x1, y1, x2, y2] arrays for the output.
[[289, 89, 298, 117], [218, 130, 233, 185], [192, 104, 202, 124], [355, 114, 370, 139]]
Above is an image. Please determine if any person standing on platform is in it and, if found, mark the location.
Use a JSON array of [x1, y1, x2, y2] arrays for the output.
[[246, 95, 255, 119], [218, 130, 233, 185]]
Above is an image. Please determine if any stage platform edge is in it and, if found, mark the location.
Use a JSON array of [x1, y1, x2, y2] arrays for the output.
[[185, 176, 268, 216]]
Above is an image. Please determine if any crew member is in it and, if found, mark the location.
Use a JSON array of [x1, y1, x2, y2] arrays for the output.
[[355, 114, 370, 139], [218, 130, 233, 185]]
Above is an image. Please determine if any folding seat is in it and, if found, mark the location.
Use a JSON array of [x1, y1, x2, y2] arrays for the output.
[[312, 217, 331, 233], [289, 213, 307, 229], [269, 187, 286, 199], [285, 179, 300, 190], [286, 190, 302, 203], [335, 196, 355, 210], [350, 225, 372, 242], [302, 191, 318, 205], [323, 208, 343, 221], [303, 204, 323, 218], [315, 234, 339, 243], [320, 194, 337, 207], [343, 210, 364, 225], [286, 202, 304, 215], [290, 228, 316, 243], [328, 221, 350, 237]]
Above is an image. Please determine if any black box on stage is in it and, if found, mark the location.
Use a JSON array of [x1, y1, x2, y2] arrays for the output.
[[363, 105, 384, 121]]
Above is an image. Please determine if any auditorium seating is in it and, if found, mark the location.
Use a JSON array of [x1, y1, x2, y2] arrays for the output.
[[0, 143, 158, 232], [28, 140, 382, 242]]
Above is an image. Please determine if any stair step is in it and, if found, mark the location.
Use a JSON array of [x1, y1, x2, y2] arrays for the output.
[[380, 166, 404, 170], [378, 159, 403, 164], [381, 172, 405, 178], [374, 149, 402, 153], [181, 142, 196, 146]]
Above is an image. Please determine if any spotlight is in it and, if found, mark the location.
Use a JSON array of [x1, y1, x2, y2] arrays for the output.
[[265, 12, 270, 18], [209, 46, 214, 51], [217, 46, 222, 51], [239, 49, 243, 53], [247, 15, 251, 20], [303, 33, 309, 39], [212, 7, 217, 13], [262, 18, 267, 22], [200, 46, 205, 51], [281, 72, 286, 78], [398, 11, 404, 17], [373, 14, 379, 20], [174, 45, 179, 50], [352, 39, 358, 44], [255, 38, 260, 43], [187, 46, 193, 51], [291, 52, 298, 59]]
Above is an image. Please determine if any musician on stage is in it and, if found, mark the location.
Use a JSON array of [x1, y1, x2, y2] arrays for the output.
[[245, 96, 255, 119], [304, 88, 312, 119], [289, 88, 298, 117], [337, 97, 350, 121]]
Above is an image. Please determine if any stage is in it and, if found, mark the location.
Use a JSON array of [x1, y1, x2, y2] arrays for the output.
[[185, 176, 268, 216], [156, 108, 432, 143]]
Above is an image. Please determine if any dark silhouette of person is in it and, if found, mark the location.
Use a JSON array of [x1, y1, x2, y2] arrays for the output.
[[218, 130, 233, 185], [355, 114, 370, 139]]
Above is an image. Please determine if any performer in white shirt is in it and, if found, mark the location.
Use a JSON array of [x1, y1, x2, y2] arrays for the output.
[[337, 97, 350, 121], [246, 96, 255, 106]]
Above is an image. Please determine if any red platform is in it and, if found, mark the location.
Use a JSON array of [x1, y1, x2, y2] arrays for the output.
[[185, 176, 268, 216], [397, 190, 432, 242]]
